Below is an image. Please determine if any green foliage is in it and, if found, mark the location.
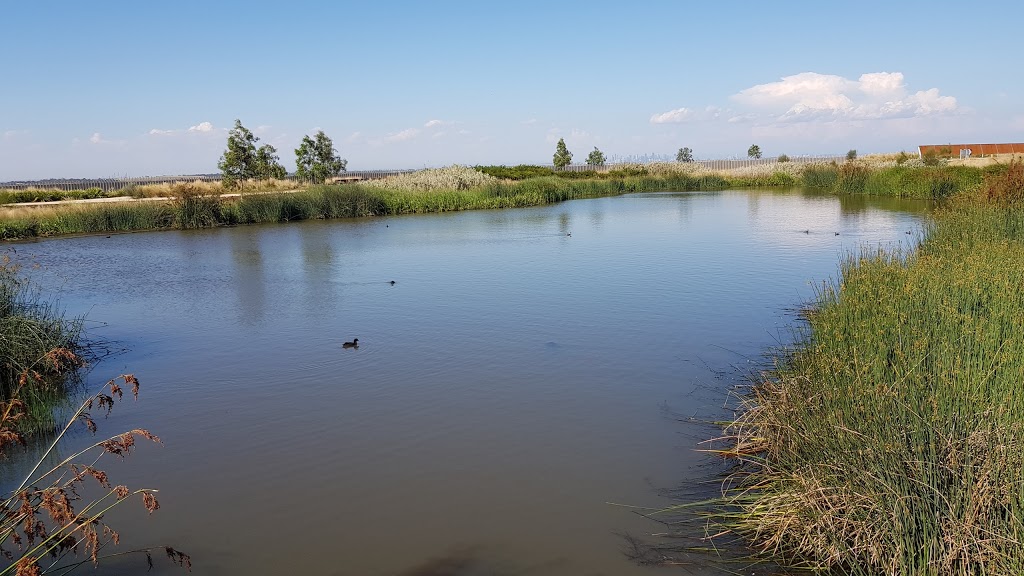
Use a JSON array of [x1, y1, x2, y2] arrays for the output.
[[846, 149, 858, 161], [585, 147, 606, 166], [0, 263, 83, 411], [218, 119, 287, 187], [747, 144, 762, 159], [295, 130, 347, 184], [676, 147, 694, 162], [801, 164, 839, 189], [922, 150, 941, 166], [0, 187, 112, 205], [835, 162, 870, 193], [475, 165, 555, 180], [896, 150, 910, 165], [552, 138, 572, 169], [687, 200, 1024, 574], [777, 154, 790, 163]]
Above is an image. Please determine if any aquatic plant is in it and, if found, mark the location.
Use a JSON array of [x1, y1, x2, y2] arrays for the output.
[[1, 373, 190, 574], [651, 187, 1024, 574]]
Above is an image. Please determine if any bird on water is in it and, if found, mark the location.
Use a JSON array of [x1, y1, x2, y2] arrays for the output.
[[343, 338, 359, 349]]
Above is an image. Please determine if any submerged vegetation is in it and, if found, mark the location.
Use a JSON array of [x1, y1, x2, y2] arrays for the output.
[[649, 162, 1024, 575]]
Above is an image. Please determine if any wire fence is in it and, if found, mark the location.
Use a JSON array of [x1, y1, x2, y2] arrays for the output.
[[556, 155, 846, 172], [2, 158, 845, 192]]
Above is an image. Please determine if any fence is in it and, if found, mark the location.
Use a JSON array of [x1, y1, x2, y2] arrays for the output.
[[3, 159, 846, 192], [556, 155, 845, 172]]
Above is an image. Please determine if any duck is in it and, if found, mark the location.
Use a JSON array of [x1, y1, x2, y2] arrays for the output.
[[343, 338, 359, 349], [389, 280, 396, 285]]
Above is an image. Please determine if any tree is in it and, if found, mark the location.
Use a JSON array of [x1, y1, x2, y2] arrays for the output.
[[777, 154, 790, 163], [846, 149, 858, 161], [553, 138, 573, 169], [676, 147, 693, 162], [295, 130, 348, 184], [586, 147, 606, 166], [747, 144, 762, 159], [254, 144, 287, 180], [218, 120, 287, 187]]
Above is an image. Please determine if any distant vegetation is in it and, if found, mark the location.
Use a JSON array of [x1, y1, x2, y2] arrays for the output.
[[0, 159, 1008, 239]]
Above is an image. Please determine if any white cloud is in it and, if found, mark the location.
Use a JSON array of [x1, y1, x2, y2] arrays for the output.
[[424, 119, 444, 128], [148, 128, 175, 136], [4, 129, 28, 140], [188, 121, 214, 132], [89, 132, 104, 144], [520, 118, 538, 125], [733, 71, 957, 122], [384, 128, 419, 143], [650, 107, 695, 124]]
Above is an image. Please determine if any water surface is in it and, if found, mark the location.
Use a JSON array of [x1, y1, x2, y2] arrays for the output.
[[4, 190, 928, 575]]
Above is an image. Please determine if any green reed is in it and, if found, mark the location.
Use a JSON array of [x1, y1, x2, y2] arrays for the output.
[[651, 188, 1024, 573]]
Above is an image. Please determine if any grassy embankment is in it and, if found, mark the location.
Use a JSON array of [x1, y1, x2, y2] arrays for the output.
[[651, 162, 1024, 575], [0, 160, 1008, 239]]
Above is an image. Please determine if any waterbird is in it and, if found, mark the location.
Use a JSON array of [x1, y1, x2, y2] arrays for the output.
[[803, 230, 810, 234], [566, 232, 571, 237], [389, 280, 396, 285], [343, 338, 359, 349], [834, 232, 840, 236]]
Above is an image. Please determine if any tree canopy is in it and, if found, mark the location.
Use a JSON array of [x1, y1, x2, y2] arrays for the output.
[[218, 120, 286, 187], [676, 147, 693, 162], [747, 144, 762, 159], [553, 138, 573, 169], [586, 147, 606, 166], [295, 130, 347, 184]]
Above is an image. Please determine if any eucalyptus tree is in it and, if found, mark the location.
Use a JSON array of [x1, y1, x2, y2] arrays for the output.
[[295, 130, 348, 184]]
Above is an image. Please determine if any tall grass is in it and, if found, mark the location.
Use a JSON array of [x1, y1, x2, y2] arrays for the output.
[[1, 257, 83, 421], [0, 174, 737, 239], [650, 162, 1024, 574]]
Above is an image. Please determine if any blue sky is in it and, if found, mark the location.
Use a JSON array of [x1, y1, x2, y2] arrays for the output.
[[2, 0, 1021, 180]]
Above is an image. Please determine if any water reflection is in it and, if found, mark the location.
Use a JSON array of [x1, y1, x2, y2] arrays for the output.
[[230, 230, 265, 325]]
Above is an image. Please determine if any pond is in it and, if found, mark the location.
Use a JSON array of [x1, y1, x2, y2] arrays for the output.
[[3, 190, 929, 575]]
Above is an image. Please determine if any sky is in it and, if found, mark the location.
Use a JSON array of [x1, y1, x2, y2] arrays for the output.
[[2, 0, 1022, 181]]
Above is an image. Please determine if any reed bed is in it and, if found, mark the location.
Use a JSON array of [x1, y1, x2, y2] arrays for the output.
[[651, 163, 1024, 575], [1, 257, 83, 418]]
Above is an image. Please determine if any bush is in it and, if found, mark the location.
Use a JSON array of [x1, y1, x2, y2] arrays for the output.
[[846, 149, 858, 161], [777, 154, 790, 163]]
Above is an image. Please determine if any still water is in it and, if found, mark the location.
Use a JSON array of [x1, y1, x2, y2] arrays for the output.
[[5, 190, 928, 575]]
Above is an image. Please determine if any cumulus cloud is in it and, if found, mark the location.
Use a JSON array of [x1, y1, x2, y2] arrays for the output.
[[650, 107, 695, 124], [188, 121, 214, 132], [424, 119, 444, 128], [148, 128, 175, 136], [733, 72, 957, 122], [89, 132, 104, 144], [520, 118, 538, 125]]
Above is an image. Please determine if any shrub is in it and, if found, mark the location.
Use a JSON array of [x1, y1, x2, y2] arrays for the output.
[[846, 149, 858, 161], [777, 154, 790, 163]]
